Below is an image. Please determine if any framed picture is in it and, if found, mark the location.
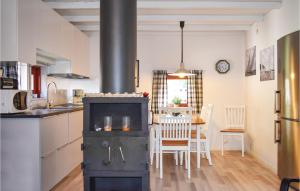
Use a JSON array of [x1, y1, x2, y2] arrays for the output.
[[135, 60, 140, 87], [245, 46, 256, 76], [260, 45, 275, 81]]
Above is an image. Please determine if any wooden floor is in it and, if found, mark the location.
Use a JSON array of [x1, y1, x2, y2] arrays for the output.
[[52, 151, 280, 191]]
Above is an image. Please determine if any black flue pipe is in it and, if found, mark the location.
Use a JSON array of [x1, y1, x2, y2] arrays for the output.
[[100, 0, 137, 93]]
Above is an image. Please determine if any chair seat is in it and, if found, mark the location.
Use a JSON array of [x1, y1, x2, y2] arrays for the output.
[[191, 130, 206, 139], [220, 128, 245, 133], [162, 140, 188, 146]]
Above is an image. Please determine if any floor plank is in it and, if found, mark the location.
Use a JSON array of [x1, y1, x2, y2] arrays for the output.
[[52, 151, 280, 191]]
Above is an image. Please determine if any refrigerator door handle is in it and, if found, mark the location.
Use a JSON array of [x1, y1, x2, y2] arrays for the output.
[[274, 120, 281, 143], [274, 91, 281, 113]]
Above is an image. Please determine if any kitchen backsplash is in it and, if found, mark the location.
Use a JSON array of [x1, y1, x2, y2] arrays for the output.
[[46, 77, 99, 99]]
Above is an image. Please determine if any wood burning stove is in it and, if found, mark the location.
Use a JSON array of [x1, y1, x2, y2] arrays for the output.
[[82, 97, 149, 191]]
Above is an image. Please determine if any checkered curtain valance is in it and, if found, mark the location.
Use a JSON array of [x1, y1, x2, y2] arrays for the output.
[[187, 70, 203, 114], [151, 70, 168, 114]]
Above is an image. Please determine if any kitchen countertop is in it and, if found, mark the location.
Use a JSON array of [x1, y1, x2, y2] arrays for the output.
[[0, 105, 83, 118]]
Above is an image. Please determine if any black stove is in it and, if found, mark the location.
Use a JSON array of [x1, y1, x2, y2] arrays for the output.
[[82, 97, 149, 191]]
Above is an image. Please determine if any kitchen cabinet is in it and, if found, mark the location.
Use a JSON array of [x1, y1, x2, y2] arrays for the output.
[[40, 114, 69, 157], [41, 152, 57, 191], [69, 110, 84, 142], [56, 143, 71, 182], [1, 110, 84, 191], [1, 0, 90, 76], [72, 29, 90, 76], [40, 111, 83, 191]]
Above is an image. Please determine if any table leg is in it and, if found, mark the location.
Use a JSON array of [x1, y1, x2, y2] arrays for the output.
[[155, 127, 159, 169], [197, 125, 201, 168]]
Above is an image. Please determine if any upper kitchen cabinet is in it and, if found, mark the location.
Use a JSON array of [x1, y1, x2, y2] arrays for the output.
[[0, 0, 90, 77], [72, 28, 90, 77]]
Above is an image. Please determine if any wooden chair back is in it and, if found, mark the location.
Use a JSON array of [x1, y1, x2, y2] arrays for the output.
[[158, 115, 192, 141], [225, 106, 246, 129]]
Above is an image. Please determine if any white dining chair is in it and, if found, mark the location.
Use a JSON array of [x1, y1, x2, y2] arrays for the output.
[[158, 115, 192, 179], [190, 104, 214, 167], [150, 107, 192, 168], [220, 105, 246, 157]]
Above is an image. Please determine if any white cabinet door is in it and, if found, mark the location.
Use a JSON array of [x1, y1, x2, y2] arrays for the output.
[[56, 144, 70, 183], [60, 21, 74, 60], [41, 151, 57, 191], [68, 138, 83, 171], [72, 29, 90, 76], [69, 111, 83, 142], [40, 114, 68, 157], [18, 0, 37, 64]]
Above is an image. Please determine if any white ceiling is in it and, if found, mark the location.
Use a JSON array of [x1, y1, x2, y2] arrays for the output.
[[42, 0, 282, 33]]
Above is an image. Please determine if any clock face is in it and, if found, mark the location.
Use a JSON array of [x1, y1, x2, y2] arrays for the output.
[[216, 60, 230, 74]]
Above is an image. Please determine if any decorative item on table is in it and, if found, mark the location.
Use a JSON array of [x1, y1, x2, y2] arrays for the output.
[[104, 116, 112, 132], [172, 112, 181, 117], [122, 116, 130, 132], [172, 96, 182, 107]]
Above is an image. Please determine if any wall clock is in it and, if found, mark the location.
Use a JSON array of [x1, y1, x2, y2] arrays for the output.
[[216, 60, 230, 74]]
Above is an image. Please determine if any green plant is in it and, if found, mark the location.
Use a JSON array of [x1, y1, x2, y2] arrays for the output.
[[172, 97, 182, 105]]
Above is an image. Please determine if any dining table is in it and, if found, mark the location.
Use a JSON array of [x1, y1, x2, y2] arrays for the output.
[[152, 115, 206, 169]]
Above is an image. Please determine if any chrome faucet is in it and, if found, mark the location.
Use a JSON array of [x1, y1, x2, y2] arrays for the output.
[[47, 81, 58, 108]]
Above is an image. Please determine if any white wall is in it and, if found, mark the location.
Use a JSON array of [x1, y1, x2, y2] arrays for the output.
[[245, 0, 300, 173], [88, 31, 246, 150], [46, 33, 100, 98]]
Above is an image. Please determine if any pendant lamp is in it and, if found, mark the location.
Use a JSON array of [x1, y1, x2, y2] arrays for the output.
[[169, 21, 195, 78]]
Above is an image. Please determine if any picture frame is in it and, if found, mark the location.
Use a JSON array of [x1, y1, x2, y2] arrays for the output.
[[260, 45, 275, 81], [135, 60, 140, 87], [245, 46, 256, 76]]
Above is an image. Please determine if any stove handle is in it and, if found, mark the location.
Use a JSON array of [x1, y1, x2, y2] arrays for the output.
[[119, 146, 126, 163], [103, 146, 111, 166], [274, 120, 281, 143]]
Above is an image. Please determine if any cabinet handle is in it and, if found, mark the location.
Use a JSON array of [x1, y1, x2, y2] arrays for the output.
[[57, 143, 69, 151], [41, 150, 55, 159], [274, 120, 281, 143], [275, 91, 281, 113]]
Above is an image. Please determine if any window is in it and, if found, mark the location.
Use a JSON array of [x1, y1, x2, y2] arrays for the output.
[[31, 66, 41, 98], [167, 75, 188, 106]]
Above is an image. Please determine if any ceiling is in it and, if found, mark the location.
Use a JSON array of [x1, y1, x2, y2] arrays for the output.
[[42, 0, 282, 33]]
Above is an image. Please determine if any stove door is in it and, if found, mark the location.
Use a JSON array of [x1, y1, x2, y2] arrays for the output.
[[84, 137, 149, 171]]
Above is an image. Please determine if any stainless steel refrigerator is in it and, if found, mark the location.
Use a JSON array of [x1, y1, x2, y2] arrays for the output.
[[276, 30, 300, 189]]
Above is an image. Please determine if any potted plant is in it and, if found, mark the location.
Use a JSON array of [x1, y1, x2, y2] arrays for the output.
[[172, 97, 182, 107]]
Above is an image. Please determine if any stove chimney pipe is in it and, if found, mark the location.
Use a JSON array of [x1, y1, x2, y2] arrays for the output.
[[100, 0, 137, 93]]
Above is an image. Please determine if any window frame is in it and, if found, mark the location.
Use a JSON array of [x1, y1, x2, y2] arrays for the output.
[[166, 74, 188, 107]]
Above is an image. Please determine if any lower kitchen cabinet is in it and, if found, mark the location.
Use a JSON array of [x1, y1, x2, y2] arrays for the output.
[[56, 144, 71, 182], [42, 151, 57, 191], [68, 138, 83, 171], [41, 137, 83, 191], [1, 110, 83, 191]]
